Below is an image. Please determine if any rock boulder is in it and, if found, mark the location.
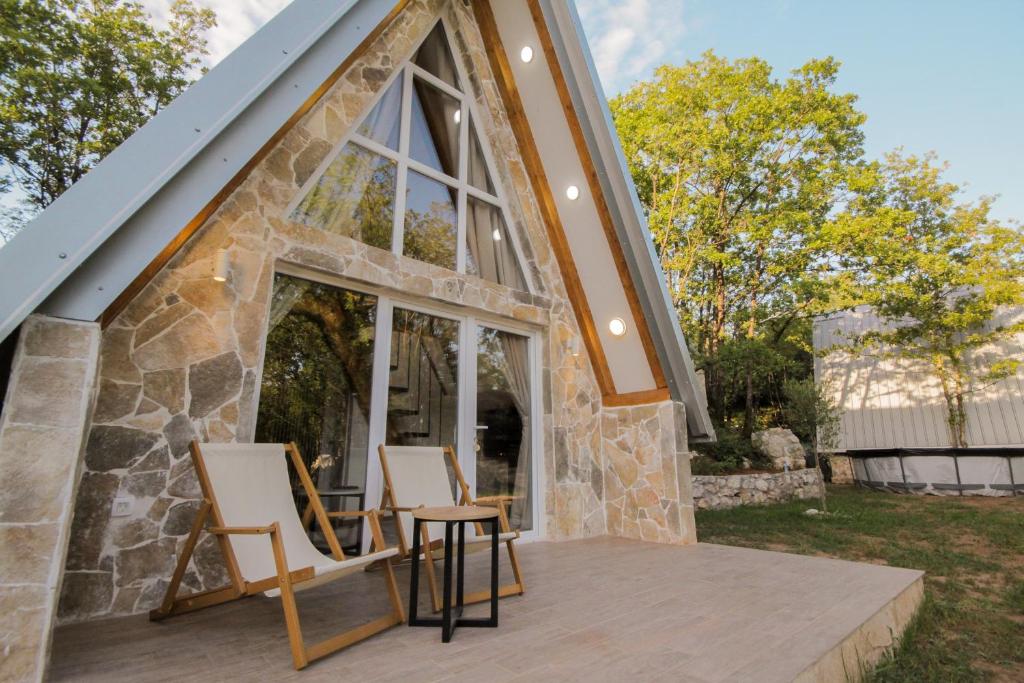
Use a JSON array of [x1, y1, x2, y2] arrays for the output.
[[751, 428, 806, 470]]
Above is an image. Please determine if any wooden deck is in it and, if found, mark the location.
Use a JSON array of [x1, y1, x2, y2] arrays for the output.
[[50, 537, 923, 682]]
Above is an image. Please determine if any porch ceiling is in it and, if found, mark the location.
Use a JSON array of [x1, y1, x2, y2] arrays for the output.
[[51, 537, 922, 682]]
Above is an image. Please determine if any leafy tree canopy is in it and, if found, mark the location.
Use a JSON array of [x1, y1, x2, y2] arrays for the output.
[[822, 151, 1024, 446], [611, 50, 865, 433], [0, 0, 216, 239]]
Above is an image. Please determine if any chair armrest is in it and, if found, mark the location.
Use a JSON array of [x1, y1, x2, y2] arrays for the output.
[[324, 510, 371, 519], [207, 525, 274, 535], [473, 495, 521, 503]]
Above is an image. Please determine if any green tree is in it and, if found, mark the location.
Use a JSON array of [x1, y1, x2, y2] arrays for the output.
[[824, 151, 1024, 448], [0, 0, 216, 239], [610, 51, 865, 435], [783, 377, 841, 511]]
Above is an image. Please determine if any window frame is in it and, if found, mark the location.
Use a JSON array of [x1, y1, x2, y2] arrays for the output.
[[285, 16, 535, 294], [257, 262, 547, 547]]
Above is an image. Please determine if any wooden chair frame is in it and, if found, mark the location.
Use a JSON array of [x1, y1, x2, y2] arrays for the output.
[[376, 444, 525, 612], [150, 441, 405, 671]]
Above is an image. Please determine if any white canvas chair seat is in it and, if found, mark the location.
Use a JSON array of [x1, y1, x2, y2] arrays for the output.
[[198, 444, 398, 593], [151, 441, 405, 671], [377, 444, 525, 612], [265, 546, 400, 597]]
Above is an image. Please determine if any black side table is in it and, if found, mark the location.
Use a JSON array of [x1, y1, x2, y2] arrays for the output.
[[408, 505, 499, 643]]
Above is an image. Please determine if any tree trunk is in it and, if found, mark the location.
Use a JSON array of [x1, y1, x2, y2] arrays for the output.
[[812, 433, 827, 512], [742, 367, 755, 438], [935, 356, 969, 449]]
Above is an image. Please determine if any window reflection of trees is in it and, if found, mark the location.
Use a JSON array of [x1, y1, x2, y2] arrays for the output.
[[403, 199, 457, 270], [256, 276, 377, 488], [291, 144, 396, 250]]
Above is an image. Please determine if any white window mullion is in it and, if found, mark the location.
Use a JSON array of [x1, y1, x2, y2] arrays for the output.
[[460, 317, 478, 498], [465, 184, 502, 206], [364, 295, 394, 553], [348, 133, 403, 164], [409, 63, 464, 101], [406, 157, 460, 189], [392, 67, 414, 256]]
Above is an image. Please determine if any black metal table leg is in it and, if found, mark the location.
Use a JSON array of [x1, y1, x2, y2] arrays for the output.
[[441, 521, 454, 643], [408, 517, 421, 625], [406, 509, 501, 641], [490, 517, 499, 626], [456, 520, 466, 618]]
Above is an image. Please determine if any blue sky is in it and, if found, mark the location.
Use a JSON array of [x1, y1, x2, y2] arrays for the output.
[[575, 0, 1024, 223], [5, 0, 1021, 228]]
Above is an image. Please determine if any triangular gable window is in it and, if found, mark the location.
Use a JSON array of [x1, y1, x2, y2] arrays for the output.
[[290, 20, 530, 292]]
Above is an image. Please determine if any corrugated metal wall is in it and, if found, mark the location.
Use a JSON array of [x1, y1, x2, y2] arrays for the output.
[[813, 307, 1024, 450]]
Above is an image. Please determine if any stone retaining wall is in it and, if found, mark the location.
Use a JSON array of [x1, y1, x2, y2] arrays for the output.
[[692, 468, 823, 510]]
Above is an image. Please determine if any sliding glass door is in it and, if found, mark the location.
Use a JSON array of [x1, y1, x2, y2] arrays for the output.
[[256, 271, 539, 550]]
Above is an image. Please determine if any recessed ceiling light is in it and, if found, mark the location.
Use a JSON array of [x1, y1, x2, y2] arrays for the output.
[[520, 46, 534, 63], [566, 185, 580, 200], [492, 228, 502, 241], [609, 318, 626, 336], [453, 109, 461, 124]]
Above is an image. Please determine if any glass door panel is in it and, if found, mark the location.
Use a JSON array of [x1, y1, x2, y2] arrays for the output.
[[385, 307, 460, 450], [255, 274, 377, 553], [475, 326, 532, 531]]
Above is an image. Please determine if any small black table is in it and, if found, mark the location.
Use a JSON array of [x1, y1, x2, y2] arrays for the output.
[[408, 505, 500, 643]]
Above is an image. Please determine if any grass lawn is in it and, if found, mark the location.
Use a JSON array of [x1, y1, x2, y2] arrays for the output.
[[695, 485, 1024, 682]]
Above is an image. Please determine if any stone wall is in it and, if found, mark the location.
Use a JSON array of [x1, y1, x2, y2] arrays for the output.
[[692, 468, 824, 511], [55, 0, 621, 624], [0, 316, 100, 682], [602, 401, 696, 544]]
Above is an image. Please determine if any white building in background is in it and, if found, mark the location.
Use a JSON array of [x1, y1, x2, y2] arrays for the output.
[[813, 306, 1024, 495]]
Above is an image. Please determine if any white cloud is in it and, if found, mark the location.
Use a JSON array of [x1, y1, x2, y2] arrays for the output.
[[140, 0, 291, 67], [575, 0, 685, 94], [138, 0, 684, 94]]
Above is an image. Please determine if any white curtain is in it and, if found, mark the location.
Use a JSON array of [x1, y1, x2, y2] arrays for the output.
[[466, 199, 526, 290], [495, 330, 531, 529]]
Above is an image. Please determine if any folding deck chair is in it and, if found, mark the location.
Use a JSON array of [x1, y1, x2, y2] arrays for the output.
[[376, 444, 525, 612], [150, 441, 405, 670]]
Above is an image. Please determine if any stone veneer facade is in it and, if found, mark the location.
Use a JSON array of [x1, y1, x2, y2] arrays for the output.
[[692, 469, 824, 510], [0, 316, 100, 681], [602, 402, 695, 544], [45, 0, 696, 625]]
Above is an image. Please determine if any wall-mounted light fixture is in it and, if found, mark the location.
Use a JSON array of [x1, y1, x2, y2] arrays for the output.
[[453, 109, 461, 124], [565, 185, 580, 201], [570, 337, 581, 357], [608, 318, 627, 337], [492, 228, 502, 241], [213, 249, 230, 282], [520, 46, 534, 63]]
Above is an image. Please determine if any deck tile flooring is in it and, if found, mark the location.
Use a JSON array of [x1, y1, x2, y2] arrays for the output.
[[50, 538, 922, 682]]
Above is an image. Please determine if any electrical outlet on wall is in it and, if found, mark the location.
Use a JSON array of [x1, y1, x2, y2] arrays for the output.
[[111, 496, 134, 517]]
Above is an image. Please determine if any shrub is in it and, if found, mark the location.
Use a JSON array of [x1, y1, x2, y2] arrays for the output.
[[690, 455, 733, 475], [691, 426, 769, 472]]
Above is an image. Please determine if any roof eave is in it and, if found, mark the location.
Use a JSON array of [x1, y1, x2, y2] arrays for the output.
[[0, 0, 400, 342], [536, 0, 714, 440]]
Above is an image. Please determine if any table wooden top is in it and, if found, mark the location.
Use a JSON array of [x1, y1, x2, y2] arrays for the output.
[[411, 505, 499, 522]]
